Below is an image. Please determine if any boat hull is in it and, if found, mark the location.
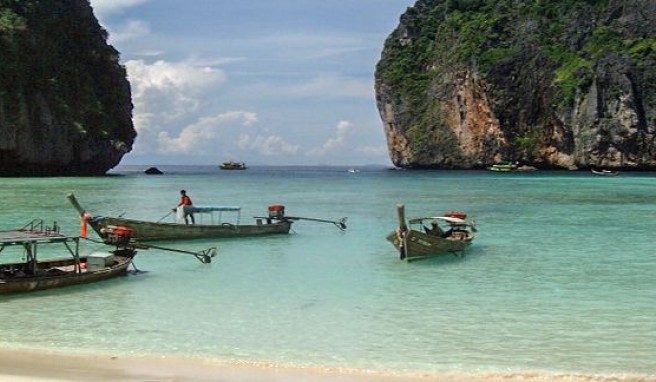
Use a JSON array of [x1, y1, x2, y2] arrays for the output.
[[386, 229, 472, 262], [90, 217, 292, 241], [0, 254, 134, 295]]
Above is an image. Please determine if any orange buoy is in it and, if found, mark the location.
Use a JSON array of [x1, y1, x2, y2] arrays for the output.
[[80, 213, 90, 238]]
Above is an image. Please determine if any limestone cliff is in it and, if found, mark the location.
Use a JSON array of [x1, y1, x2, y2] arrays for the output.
[[375, 0, 656, 169], [0, 0, 135, 176]]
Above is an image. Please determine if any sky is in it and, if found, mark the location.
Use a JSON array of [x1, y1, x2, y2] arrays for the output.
[[88, 0, 415, 166]]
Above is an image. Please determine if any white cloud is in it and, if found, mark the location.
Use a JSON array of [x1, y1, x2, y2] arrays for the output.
[[127, 59, 225, 96], [90, 0, 150, 17], [108, 20, 150, 43], [126, 59, 227, 124], [306, 120, 354, 157], [238, 135, 299, 156], [123, 59, 232, 157], [158, 111, 258, 154]]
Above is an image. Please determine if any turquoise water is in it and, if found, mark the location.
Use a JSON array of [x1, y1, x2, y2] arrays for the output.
[[1, 166, 655, 377]]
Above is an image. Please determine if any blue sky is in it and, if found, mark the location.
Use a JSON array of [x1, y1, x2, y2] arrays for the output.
[[89, 0, 414, 166]]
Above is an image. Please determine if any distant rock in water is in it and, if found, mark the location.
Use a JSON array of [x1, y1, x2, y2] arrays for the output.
[[0, 1, 136, 176], [375, 0, 656, 170], [144, 167, 163, 175]]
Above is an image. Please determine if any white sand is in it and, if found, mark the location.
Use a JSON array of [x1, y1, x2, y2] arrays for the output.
[[0, 348, 652, 382]]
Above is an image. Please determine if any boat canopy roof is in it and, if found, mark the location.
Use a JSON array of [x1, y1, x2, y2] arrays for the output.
[[186, 206, 241, 213], [0, 229, 77, 254], [408, 216, 467, 225]]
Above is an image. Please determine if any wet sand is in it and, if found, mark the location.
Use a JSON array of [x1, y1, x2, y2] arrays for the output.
[[0, 348, 652, 382]]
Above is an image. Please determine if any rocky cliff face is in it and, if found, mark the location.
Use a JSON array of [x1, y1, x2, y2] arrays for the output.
[[0, 0, 135, 176], [375, 0, 656, 169]]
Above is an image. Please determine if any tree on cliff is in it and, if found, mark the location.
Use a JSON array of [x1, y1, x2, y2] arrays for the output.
[[0, 0, 135, 175]]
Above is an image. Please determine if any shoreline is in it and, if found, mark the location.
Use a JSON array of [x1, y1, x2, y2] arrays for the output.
[[0, 348, 653, 382]]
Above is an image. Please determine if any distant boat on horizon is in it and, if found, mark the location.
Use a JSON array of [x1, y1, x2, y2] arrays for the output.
[[219, 161, 247, 170]]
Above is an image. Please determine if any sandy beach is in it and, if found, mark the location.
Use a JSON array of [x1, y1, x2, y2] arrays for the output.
[[0, 348, 653, 382]]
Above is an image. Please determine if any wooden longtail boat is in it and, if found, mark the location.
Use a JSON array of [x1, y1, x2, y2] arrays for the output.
[[68, 193, 292, 242], [67, 195, 346, 244], [0, 220, 136, 295], [386, 204, 476, 262]]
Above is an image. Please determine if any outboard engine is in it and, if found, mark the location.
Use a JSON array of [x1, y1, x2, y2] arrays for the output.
[[268, 205, 285, 219], [101, 225, 133, 246]]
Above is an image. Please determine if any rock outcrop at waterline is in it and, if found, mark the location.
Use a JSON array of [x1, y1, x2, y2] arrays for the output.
[[375, 0, 656, 169], [0, 0, 135, 176]]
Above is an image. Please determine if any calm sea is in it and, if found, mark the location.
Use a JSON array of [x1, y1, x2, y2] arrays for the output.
[[1, 165, 654, 378]]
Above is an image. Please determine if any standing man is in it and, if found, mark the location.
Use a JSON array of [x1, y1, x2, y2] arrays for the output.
[[176, 189, 195, 224]]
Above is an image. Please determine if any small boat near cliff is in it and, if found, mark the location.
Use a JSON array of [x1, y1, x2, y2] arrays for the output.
[[68, 194, 346, 242], [219, 161, 247, 170], [489, 161, 518, 172], [386, 204, 476, 262], [489, 161, 537, 172], [0, 220, 137, 295], [591, 168, 619, 176]]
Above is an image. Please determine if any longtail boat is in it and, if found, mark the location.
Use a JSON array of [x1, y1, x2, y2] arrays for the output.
[[386, 204, 476, 262], [0, 220, 136, 295], [1, 219, 216, 295], [68, 194, 346, 242]]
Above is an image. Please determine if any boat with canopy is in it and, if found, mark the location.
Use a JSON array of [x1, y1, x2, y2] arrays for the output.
[[68, 194, 346, 242], [386, 204, 476, 262], [0, 220, 137, 295]]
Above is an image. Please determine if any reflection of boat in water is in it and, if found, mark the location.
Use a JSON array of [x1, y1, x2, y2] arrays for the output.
[[386, 204, 476, 262], [219, 161, 247, 170], [0, 220, 137, 295], [591, 169, 619, 176]]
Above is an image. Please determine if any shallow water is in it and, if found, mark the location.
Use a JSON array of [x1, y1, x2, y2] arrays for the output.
[[1, 166, 654, 377]]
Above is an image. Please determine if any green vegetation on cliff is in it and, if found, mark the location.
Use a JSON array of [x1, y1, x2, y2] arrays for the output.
[[379, 0, 653, 105], [0, 0, 130, 138]]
